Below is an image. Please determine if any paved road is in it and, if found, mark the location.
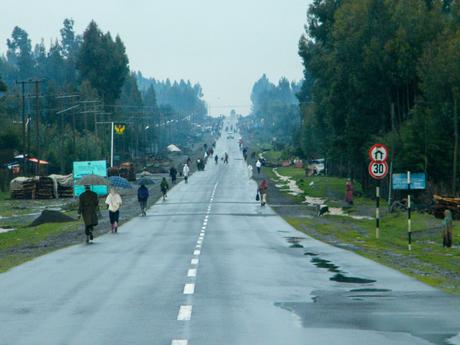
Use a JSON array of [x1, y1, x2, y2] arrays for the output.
[[1, 120, 460, 345]]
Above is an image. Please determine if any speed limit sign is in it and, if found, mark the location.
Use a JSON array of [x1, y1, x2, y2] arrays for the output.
[[368, 161, 389, 180]]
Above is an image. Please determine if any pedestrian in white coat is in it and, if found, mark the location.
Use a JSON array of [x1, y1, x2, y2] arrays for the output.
[[247, 165, 253, 179], [183, 163, 190, 183]]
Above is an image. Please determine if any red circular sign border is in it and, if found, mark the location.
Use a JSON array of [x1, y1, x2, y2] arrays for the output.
[[368, 161, 389, 180], [368, 143, 389, 162]]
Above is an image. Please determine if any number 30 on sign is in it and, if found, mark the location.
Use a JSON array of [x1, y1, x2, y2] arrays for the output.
[[368, 161, 389, 179]]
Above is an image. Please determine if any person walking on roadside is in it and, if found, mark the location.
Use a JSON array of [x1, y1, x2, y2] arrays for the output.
[[161, 177, 169, 201], [215, 154, 219, 164], [137, 183, 149, 216], [224, 152, 229, 164], [256, 159, 262, 174], [105, 188, 122, 233], [443, 209, 453, 248], [258, 179, 268, 206], [170, 166, 178, 185], [183, 163, 190, 183], [345, 179, 354, 205], [78, 185, 99, 243]]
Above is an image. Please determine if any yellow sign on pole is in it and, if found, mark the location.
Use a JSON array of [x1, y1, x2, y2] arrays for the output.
[[114, 124, 126, 135]]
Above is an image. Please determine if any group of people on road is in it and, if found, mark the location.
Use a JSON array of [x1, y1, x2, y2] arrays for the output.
[[78, 185, 127, 243]]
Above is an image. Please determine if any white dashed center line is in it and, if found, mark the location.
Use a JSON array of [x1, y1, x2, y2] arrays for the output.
[[191, 258, 199, 265], [183, 283, 195, 295], [171, 340, 188, 345], [187, 268, 197, 277], [193, 250, 201, 256], [177, 305, 193, 321]]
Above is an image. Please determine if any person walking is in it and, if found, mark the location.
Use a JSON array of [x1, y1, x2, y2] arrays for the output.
[[215, 155, 219, 164], [183, 163, 190, 183], [256, 159, 262, 174], [105, 188, 122, 233], [170, 166, 178, 185], [443, 209, 453, 248], [345, 179, 354, 205], [78, 185, 99, 243], [224, 152, 229, 164], [258, 179, 268, 206], [160, 177, 169, 201], [137, 183, 149, 216]]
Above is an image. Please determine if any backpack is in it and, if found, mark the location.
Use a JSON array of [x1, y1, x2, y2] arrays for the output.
[[138, 186, 149, 200]]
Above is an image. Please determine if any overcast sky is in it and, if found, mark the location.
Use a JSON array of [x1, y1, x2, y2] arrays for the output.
[[0, 0, 309, 116]]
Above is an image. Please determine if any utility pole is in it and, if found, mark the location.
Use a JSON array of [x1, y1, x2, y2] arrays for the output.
[[15, 81, 27, 175], [34, 81, 40, 176]]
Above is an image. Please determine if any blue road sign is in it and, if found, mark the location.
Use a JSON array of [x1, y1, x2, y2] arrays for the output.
[[392, 172, 426, 190], [73, 160, 108, 196]]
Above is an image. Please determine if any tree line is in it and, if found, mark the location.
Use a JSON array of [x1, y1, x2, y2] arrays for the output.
[[295, 0, 460, 194], [0, 19, 208, 176], [245, 74, 301, 148]]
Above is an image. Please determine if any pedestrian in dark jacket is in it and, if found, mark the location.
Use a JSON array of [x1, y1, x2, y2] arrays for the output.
[[170, 167, 178, 184], [78, 185, 99, 243], [137, 184, 149, 216], [161, 177, 169, 201]]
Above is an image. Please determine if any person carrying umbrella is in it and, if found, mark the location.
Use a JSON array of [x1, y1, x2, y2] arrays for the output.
[[78, 185, 99, 243], [161, 177, 169, 201], [183, 163, 190, 184], [105, 188, 122, 233], [137, 183, 149, 216]]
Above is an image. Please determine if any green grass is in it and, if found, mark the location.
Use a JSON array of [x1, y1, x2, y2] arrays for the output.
[[0, 222, 79, 273]]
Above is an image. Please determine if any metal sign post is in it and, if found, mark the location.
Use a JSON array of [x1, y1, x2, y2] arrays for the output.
[[368, 144, 389, 239], [407, 171, 412, 251]]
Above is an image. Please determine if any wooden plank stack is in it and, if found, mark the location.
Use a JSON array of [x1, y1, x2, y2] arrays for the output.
[[10, 178, 36, 199], [36, 177, 54, 199], [432, 194, 460, 219]]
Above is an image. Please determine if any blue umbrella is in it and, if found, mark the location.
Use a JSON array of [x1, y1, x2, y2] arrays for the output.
[[137, 178, 155, 185], [108, 176, 132, 189]]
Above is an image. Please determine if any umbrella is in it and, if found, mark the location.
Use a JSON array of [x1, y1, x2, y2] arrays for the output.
[[140, 170, 153, 177], [137, 178, 155, 185], [108, 176, 132, 189], [76, 174, 109, 186], [167, 144, 181, 152]]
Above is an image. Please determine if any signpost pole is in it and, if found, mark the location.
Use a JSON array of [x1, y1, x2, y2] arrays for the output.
[[376, 180, 380, 239], [407, 171, 412, 251], [110, 122, 114, 168]]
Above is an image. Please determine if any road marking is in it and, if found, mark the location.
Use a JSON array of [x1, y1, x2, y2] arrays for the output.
[[183, 283, 195, 294], [196, 244, 201, 249], [202, 226, 206, 230], [197, 239, 203, 244], [193, 250, 201, 255], [191, 258, 199, 265], [171, 340, 188, 345], [177, 305, 193, 320], [187, 268, 197, 277]]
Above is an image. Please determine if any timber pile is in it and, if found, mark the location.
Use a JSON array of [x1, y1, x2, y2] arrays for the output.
[[10, 177, 37, 199], [49, 174, 74, 198], [36, 177, 54, 199], [432, 194, 460, 219]]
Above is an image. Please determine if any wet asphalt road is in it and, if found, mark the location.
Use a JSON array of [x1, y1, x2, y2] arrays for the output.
[[1, 120, 460, 345]]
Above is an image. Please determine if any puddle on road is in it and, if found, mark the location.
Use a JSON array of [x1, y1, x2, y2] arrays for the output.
[[311, 257, 341, 273], [285, 237, 306, 248], [275, 290, 460, 345], [330, 273, 376, 284]]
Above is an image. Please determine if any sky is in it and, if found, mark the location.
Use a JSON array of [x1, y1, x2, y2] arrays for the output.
[[0, 0, 310, 116]]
